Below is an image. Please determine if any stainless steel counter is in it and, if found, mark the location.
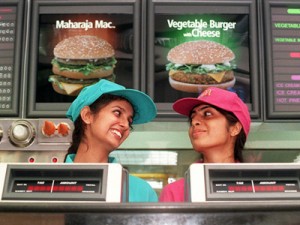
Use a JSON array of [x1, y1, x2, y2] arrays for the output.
[[1, 201, 300, 225]]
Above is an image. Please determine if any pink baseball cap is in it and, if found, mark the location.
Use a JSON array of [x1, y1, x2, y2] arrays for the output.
[[173, 87, 251, 137]]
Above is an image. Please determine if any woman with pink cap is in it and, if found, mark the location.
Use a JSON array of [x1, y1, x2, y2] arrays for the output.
[[159, 87, 251, 202]]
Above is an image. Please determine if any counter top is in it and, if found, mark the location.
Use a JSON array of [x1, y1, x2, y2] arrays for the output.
[[1, 201, 300, 225], [1, 201, 300, 212]]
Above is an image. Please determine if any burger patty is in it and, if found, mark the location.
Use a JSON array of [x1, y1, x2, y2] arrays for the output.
[[49, 73, 116, 85], [170, 71, 234, 85], [56, 57, 116, 66]]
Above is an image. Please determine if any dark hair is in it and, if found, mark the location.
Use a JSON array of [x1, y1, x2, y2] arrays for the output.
[[189, 105, 246, 162], [219, 107, 246, 162], [64, 94, 133, 161]]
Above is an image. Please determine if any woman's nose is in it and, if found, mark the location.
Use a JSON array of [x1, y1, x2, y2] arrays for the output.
[[191, 118, 201, 126], [119, 118, 130, 129]]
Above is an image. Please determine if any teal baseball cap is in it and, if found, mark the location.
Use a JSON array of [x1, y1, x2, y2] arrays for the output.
[[66, 79, 157, 124]]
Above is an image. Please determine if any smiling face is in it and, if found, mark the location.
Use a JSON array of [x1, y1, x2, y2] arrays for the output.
[[81, 99, 134, 155], [93, 99, 133, 149], [188, 104, 238, 159]]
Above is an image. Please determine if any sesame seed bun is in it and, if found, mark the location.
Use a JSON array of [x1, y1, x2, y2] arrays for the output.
[[167, 40, 235, 64], [53, 35, 115, 60]]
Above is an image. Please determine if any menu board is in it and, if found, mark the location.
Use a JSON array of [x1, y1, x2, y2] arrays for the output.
[[265, 0, 300, 118], [36, 13, 134, 102], [147, 0, 260, 118], [26, 0, 140, 117], [0, 0, 23, 116]]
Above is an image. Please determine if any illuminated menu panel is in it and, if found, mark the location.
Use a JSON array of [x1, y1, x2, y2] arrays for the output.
[[0, 6, 15, 110], [270, 5, 300, 113], [26, 0, 139, 118], [147, 0, 260, 118]]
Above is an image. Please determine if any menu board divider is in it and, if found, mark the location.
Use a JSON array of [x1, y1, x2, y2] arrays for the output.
[[264, 0, 300, 120]]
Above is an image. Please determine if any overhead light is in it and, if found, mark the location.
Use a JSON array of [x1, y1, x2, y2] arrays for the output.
[[110, 150, 178, 165], [294, 154, 300, 163]]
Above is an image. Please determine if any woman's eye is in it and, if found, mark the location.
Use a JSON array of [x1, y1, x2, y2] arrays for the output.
[[113, 110, 121, 117], [204, 111, 212, 117], [129, 121, 133, 130], [129, 118, 133, 125]]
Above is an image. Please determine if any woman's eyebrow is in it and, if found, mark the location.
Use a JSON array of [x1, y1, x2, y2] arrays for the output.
[[198, 105, 211, 111], [190, 105, 216, 117], [194, 105, 212, 113], [113, 105, 134, 118]]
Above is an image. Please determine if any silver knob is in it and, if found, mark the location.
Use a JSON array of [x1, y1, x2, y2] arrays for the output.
[[8, 120, 36, 147], [12, 124, 29, 141]]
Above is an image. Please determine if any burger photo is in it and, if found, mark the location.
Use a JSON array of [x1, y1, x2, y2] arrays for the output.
[[166, 40, 236, 93], [49, 35, 117, 96]]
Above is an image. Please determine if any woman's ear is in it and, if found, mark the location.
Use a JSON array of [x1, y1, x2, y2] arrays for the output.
[[80, 106, 93, 124], [230, 122, 243, 137]]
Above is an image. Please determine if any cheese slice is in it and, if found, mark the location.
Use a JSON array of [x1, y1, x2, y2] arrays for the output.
[[61, 82, 83, 95], [207, 71, 226, 83]]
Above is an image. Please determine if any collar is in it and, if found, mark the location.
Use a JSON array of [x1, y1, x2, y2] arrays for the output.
[[65, 154, 117, 163]]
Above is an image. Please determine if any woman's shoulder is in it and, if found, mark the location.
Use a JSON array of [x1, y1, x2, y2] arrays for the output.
[[128, 175, 158, 202], [162, 178, 185, 191], [159, 178, 185, 202], [128, 174, 150, 187]]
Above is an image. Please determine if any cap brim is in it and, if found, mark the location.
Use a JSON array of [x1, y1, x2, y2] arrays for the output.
[[109, 89, 157, 124], [173, 98, 210, 117]]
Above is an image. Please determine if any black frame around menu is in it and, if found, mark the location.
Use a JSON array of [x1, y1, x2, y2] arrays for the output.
[[146, 0, 262, 121], [264, 0, 300, 120], [26, 0, 141, 118]]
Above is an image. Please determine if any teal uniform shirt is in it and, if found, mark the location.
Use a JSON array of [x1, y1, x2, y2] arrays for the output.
[[65, 154, 158, 202]]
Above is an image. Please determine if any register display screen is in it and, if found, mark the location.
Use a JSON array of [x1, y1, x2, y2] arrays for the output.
[[205, 165, 300, 200], [3, 164, 108, 201], [213, 180, 299, 193], [12, 180, 100, 193]]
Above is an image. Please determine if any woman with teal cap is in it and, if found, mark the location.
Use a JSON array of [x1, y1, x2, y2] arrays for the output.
[[65, 79, 158, 202]]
